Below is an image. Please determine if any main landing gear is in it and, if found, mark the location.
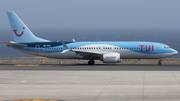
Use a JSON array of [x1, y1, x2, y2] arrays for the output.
[[158, 60, 162, 65], [88, 60, 95, 65]]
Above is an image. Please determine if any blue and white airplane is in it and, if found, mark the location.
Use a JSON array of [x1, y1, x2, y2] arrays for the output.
[[4, 11, 178, 65]]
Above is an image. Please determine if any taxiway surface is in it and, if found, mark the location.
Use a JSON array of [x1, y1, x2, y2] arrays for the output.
[[0, 64, 180, 101], [0, 64, 180, 71]]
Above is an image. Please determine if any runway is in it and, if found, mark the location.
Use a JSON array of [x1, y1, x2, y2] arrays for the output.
[[0, 64, 180, 71], [1, 64, 180, 101]]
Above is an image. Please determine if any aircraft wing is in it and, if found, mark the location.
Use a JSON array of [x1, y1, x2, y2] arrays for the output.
[[70, 49, 102, 55], [60, 40, 102, 55], [3, 41, 27, 47]]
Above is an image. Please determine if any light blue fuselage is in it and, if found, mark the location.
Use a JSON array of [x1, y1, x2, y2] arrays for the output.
[[6, 11, 178, 63], [10, 41, 178, 59]]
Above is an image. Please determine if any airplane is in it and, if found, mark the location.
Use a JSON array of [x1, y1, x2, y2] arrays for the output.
[[4, 11, 178, 65]]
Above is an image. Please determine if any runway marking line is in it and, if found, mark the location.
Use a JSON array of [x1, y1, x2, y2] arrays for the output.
[[0, 71, 17, 78], [8, 99, 59, 101], [15, 64, 39, 66]]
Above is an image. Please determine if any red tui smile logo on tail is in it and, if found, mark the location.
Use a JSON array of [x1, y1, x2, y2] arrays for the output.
[[13, 27, 25, 37]]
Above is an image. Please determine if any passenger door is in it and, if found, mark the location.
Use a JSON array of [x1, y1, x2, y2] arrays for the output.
[[35, 45, 40, 53], [155, 45, 159, 53]]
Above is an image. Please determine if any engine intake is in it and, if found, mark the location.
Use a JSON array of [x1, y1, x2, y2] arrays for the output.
[[102, 53, 120, 63]]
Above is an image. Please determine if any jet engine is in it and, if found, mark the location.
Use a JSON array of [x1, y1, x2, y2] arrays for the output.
[[101, 53, 121, 63]]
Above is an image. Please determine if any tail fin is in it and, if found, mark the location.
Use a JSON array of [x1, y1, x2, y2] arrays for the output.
[[7, 11, 50, 43]]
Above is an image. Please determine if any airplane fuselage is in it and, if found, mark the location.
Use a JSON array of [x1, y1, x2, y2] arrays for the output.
[[9, 41, 178, 60], [6, 11, 178, 65]]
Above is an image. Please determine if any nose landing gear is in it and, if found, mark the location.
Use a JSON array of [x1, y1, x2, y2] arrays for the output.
[[158, 60, 162, 65]]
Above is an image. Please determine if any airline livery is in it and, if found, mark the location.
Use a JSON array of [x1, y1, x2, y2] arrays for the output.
[[4, 11, 178, 65]]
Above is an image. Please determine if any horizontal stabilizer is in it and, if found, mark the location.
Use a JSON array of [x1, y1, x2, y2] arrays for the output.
[[3, 41, 27, 47]]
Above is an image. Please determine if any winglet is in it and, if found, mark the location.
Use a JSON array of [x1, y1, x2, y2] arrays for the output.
[[72, 39, 76, 42], [61, 40, 69, 49], [61, 40, 69, 53]]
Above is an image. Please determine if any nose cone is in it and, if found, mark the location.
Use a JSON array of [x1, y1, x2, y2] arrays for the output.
[[171, 48, 178, 55]]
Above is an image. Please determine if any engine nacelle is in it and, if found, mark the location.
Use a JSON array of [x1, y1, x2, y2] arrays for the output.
[[102, 53, 120, 63]]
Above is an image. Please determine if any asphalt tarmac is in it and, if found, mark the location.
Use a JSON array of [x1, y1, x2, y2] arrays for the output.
[[1, 64, 180, 101], [0, 64, 180, 71]]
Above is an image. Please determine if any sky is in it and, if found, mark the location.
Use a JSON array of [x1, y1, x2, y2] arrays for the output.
[[1, 0, 180, 29]]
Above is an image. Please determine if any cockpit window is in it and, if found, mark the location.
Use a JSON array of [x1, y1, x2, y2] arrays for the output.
[[164, 47, 170, 49]]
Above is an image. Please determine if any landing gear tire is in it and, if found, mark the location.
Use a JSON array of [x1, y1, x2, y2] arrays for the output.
[[88, 60, 95, 65], [158, 60, 162, 65]]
